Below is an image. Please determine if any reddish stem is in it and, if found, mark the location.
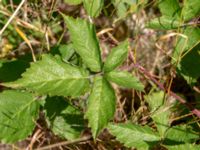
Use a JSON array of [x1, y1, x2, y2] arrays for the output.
[[126, 55, 200, 118]]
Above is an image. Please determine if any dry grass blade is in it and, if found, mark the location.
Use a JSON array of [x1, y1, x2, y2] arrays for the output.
[[14, 25, 36, 62], [35, 135, 92, 150], [0, 0, 26, 36]]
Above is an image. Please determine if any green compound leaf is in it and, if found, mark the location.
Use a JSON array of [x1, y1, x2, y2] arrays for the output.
[[112, 0, 129, 19], [63, 15, 102, 72], [44, 96, 84, 140], [0, 90, 39, 143], [164, 143, 200, 150], [112, 0, 137, 19], [64, 0, 82, 5], [147, 16, 181, 30], [182, 0, 200, 21], [145, 91, 165, 112], [173, 27, 200, 84], [145, 91, 170, 137], [105, 70, 144, 90], [108, 123, 160, 149], [83, 0, 104, 18], [104, 40, 128, 72], [158, 0, 181, 17], [173, 27, 200, 60], [164, 125, 199, 144], [178, 44, 200, 84], [152, 109, 170, 138], [85, 76, 116, 138], [3, 54, 90, 97]]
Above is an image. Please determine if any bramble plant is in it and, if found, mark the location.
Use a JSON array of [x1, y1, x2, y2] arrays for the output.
[[0, 0, 200, 149]]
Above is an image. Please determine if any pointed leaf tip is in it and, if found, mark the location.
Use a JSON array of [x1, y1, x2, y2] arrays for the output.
[[106, 70, 144, 91], [85, 76, 116, 138], [83, 0, 104, 18], [104, 40, 129, 72], [63, 15, 102, 72]]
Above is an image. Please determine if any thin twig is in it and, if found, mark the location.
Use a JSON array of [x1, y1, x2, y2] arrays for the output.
[[0, 0, 26, 36], [27, 129, 43, 150], [97, 28, 113, 37], [35, 135, 92, 150], [0, 9, 45, 33]]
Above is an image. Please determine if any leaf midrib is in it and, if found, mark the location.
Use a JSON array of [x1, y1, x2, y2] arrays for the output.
[[19, 76, 89, 85]]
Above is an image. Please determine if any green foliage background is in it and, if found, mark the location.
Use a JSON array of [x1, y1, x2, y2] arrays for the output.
[[0, 0, 199, 149]]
